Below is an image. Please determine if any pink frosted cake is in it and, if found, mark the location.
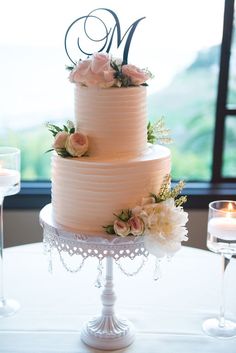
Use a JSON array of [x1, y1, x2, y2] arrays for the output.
[[51, 82, 171, 235]]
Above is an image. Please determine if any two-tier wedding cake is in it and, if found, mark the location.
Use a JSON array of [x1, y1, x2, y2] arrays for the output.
[[48, 8, 188, 258]]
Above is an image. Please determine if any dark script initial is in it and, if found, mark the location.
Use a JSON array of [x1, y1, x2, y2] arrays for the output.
[[64, 8, 145, 65]]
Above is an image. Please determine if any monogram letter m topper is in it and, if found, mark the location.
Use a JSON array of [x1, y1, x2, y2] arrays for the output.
[[64, 8, 145, 65]]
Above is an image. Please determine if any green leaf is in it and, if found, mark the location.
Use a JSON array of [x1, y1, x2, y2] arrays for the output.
[[48, 129, 58, 137], [65, 65, 74, 71], [56, 148, 71, 158], [54, 126, 62, 132], [110, 60, 120, 72], [103, 225, 115, 234], [114, 209, 132, 222]]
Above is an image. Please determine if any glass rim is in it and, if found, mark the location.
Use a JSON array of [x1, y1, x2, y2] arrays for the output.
[[0, 147, 20, 156], [209, 200, 236, 212]]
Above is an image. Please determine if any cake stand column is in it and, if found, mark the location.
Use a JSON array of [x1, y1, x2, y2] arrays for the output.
[[81, 256, 135, 350]]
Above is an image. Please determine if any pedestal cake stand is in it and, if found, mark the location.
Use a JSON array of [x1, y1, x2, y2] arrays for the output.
[[40, 204, 149, 350]]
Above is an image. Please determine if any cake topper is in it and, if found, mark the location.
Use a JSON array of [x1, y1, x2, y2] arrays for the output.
[[64, 8, 145, 65]]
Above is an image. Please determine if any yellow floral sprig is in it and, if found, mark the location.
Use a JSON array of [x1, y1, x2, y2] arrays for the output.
[[150, 174, 187, 207], [147, 118, 172, 145]]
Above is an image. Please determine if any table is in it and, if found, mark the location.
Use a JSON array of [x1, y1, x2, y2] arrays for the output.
[[0, 243, 236, 353]]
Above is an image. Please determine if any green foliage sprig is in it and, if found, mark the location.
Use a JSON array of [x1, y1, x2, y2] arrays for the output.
[[110, 60, 152, 87], [147, 118, 172, 145], [110, 61, 131, 87], [46, 120, 75, 157], [114, 209, 132, 222], [47, 120, 75, 137]]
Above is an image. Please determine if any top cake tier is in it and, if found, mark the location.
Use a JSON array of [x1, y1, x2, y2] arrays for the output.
[[74, 85, 147, 160]]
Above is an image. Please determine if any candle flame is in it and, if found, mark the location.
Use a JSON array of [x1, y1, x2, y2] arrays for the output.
[[225, 202, 235, 218], [228, 203, 233, 212]]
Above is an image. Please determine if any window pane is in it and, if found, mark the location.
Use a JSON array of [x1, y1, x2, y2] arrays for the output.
[[227, 6, 236, 107], [0, 0, 224, 181], [222, 116, 236, 177]]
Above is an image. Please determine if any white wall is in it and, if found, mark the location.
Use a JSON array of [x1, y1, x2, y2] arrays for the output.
[[4, 209, 209, 250]]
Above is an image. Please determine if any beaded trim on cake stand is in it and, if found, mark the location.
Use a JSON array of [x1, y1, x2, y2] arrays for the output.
[[40, 204, 150, 350]]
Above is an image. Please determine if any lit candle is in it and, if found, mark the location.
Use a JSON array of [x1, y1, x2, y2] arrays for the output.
[[0, 168, 20, 189], [208, 202, 236, 240]]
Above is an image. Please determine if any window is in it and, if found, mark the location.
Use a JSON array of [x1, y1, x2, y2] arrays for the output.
[[213, 0, 236, 182], [1, 0, 235, 210]]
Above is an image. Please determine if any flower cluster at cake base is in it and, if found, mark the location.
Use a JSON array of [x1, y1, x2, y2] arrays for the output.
[[104, 175, 188, 258], [46, 121, 88, 158], [68, 52, 152, 88]]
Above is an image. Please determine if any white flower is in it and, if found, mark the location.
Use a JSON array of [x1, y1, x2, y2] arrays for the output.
[[132, 205, 143, 216], [140, 198, 188, 258]]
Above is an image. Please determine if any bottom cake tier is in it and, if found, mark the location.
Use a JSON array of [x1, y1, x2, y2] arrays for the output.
[[51, 145, 171, 235]]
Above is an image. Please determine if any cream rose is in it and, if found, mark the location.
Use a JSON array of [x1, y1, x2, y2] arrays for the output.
[[65, 132, 89, 157], [113, 220, 131, 237], [128, 216, 144, 236], [53, 131, 69, 150], [122, 64, 150, 85]]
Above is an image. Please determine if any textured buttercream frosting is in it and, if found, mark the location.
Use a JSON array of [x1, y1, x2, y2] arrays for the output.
[[74, 85, 147, 159], [52, 145, 171, 235]]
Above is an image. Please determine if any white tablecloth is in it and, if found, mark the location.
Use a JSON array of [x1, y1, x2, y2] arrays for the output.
[[0, 243, 236, 352]]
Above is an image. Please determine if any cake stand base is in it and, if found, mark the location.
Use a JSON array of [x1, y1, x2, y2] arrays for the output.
[[40, 205, 149, 350], [81, 317, 135, 350], [81, 256, 135, 350]]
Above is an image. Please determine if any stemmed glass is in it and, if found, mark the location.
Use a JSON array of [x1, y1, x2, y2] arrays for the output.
[[202, 200, 236, 338], [0, 147, 21, 317]]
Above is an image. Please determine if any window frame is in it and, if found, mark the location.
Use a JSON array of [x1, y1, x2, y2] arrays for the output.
[[212, 0, 236, 182], [5, 0, 236, 211]]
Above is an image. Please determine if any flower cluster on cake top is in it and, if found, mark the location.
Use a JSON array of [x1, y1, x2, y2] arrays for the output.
[[104, 175, 188, 258], [68, 52, 152, 88]]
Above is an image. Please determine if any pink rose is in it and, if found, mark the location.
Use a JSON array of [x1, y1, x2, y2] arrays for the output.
[[97, 67, 116, 87], [69, 54, 117, 87], [69, 59, 92, 84], [113, 220, 130, 237], [128, 216, 145, 236], [122, 64, 150, 85], [91, 53, 110, 74], [53, 131, 69, 150], [66, 132, 89, 157], [84, 69, 116, 88]]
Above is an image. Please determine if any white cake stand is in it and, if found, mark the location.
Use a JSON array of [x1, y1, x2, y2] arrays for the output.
[[39, 204, 149, 350]]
